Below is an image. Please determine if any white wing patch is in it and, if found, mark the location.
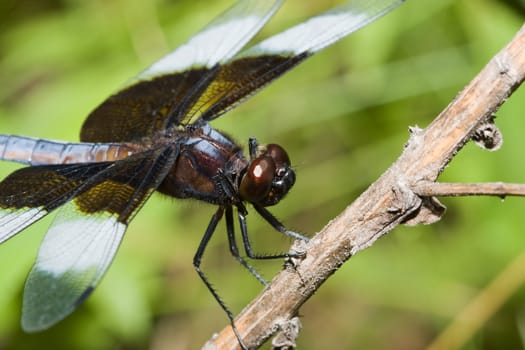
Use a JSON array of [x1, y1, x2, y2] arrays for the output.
[[21, 202, 126, 332], [138, 0, 283, 79], [144, 16, 261, 76], [253, 12, 366, 55], [241, 0, 403, 57], [35, 216, 125, 277]]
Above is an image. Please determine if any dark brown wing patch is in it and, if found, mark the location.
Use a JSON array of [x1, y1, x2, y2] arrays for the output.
[[80, 54, 307, 143], [70, 146, 178, 223], [72, 145, 178, 223], [0, 162, 110, 211], [189, 54, 308, 124], [0, 145, 177, 222], [80, 68, 213, 143]]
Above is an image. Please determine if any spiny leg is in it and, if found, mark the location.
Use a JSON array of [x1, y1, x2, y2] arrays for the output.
[[225, 206, 268, 286], [253, 203, 310, 242], [193, 206, 248, 350], [239, 206, 309, 260]]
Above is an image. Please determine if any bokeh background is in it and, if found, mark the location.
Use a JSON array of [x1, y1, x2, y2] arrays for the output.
[[1, 0, 525, 349]]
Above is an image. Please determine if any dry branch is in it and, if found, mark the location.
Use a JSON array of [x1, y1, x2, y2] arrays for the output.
[[413, 182, 525, 198], [204, 23, 525, 350]]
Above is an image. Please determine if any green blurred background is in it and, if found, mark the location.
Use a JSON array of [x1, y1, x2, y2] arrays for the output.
[[1, 0, 525, 349]]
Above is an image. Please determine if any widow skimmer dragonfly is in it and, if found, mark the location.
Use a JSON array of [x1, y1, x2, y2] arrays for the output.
[[0, 0, 403, 347]]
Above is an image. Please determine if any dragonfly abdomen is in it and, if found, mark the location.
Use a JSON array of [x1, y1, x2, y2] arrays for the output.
[[0, 135, 135, 165]]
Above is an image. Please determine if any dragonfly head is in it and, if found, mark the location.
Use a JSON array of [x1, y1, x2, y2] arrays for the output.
[[239, 144, 295, 207]]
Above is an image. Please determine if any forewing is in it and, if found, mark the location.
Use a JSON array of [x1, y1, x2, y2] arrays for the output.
[[20, 146, 178, 332], [186, 0, 405, 123], [80, 0, 283, 143], [0, 162, 113, 244]]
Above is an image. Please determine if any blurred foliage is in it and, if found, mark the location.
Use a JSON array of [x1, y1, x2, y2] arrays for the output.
[[0, 0, 525, 349]]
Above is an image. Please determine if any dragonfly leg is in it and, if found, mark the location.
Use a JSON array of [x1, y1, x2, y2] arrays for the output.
[[239, 205, 309, 260], [193, 206, 248, 350], [225, 206, 268, 286]]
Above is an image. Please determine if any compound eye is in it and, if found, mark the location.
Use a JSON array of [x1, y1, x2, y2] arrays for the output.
[[239, 156, 275, 203], [266, 144, 290, 165], [265, 144, 290, 176]]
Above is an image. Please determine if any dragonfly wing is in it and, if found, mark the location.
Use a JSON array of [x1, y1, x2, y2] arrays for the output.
[[21, 201, 127, 332], [0, 162, 115, 244], [80, 0, 283, 143], [191, 0, 405, 123], [20, 146, 178, 331]]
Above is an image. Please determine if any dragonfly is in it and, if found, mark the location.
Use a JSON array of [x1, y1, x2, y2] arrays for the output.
[[0, 0, 404, 348]]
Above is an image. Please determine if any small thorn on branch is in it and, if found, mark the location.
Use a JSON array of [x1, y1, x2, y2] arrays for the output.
[[412, 182, 525, 198]]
